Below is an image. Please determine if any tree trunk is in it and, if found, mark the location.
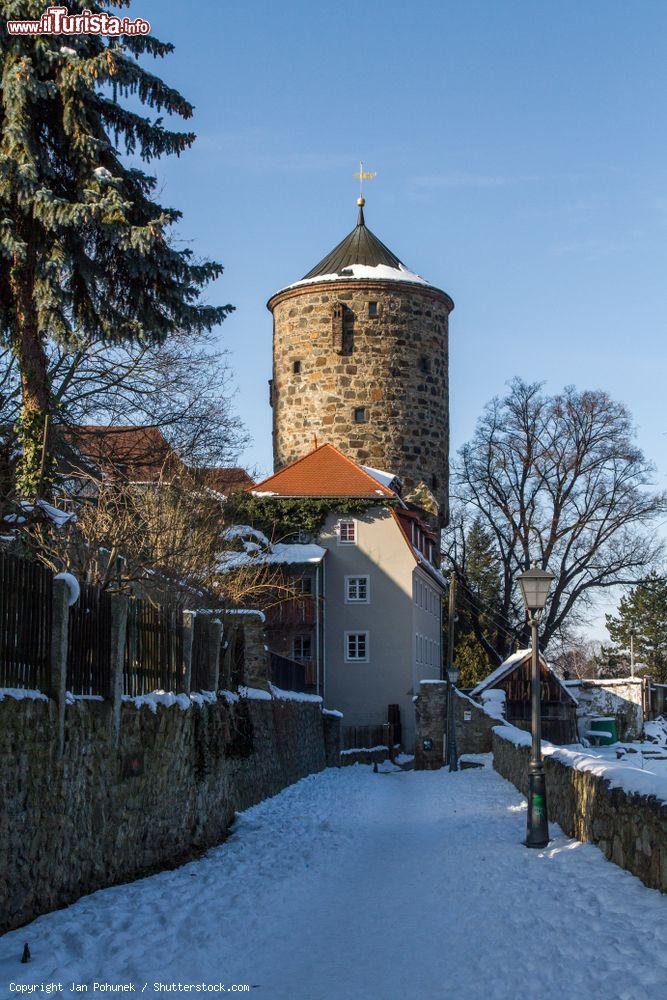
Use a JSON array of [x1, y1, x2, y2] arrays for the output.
[[10, 258, 52, 500]]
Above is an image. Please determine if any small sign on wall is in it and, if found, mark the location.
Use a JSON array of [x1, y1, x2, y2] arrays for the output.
[[463, 710, 472, 722]]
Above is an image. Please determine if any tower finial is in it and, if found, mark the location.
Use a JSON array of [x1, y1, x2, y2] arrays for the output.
[[353, 160, 376, 224]]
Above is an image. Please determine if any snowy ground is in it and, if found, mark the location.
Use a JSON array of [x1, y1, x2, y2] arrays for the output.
[[2, 760, 666, 1000]]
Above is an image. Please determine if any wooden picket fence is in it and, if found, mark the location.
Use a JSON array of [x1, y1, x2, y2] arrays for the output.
[[123, 598, 185, 697], [0, 550, 52, 692], [0, 550, 188, 698], [67, 582, 113, 696], [0, 551, 309, 700]]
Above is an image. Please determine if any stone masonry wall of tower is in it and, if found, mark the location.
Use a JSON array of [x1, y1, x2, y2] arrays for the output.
[[268, 279, 451, 521]]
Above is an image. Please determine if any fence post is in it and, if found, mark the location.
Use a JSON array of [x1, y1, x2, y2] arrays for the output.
[[243, 613, 271, 691], [49, 579, 69, 757], [108, 594, 129, 747], [182, 611, 195, 695], [204, 618, 222, 693]]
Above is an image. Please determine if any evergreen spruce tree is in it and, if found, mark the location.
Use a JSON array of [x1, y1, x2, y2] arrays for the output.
[[0, 1, 232, 497], [448, 517, 506, 686], [605, 572, 667, 682]]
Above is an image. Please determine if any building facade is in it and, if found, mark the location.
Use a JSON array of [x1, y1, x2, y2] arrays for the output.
[[248, 444, 445, 748], [267, 202, 453, 524]]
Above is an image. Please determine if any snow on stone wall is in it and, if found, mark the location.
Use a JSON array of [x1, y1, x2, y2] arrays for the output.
[[492, 726, 667, 894], [0, 693, 341, 934]]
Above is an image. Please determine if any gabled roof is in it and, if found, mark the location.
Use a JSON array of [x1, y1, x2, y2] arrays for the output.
[[470, 649, 578, 704], [250, 443, 396, 499], [69, 425, 178, 481], [192, 467, 254, 494], [68, 426, 253, 493]]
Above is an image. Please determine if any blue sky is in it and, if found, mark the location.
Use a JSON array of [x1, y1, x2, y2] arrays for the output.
[[133, 0, 667, 638], [136, 1, 667, 636], [138, 0, 667, 487]]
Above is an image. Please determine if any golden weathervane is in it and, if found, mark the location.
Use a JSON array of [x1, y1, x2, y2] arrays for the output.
[[354, 160, 376, 206]]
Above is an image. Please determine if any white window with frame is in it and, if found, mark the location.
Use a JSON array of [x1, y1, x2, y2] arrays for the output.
[[338, 519, 357, 545], [292, 634, 312, 661], [345, 575, 370, 604], [345, 631, 369, 662]]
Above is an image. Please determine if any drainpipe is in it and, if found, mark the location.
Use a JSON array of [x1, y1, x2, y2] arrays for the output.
[[322, 558, 327, 703], [315, 562, 320, 696]]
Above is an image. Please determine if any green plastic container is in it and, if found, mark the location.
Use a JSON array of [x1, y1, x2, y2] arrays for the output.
[[589, 717, 618, 746]]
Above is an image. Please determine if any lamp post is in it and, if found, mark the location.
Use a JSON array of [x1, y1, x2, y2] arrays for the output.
[[444, 572, 459, 771], [517, 564, 555, 849], [446, 663, 460, 772]]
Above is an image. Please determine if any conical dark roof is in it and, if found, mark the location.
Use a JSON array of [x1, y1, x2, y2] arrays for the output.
[[301, 204, 407, 280]]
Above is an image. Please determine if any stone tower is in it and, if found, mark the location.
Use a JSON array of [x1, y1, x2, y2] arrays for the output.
[[267, 199, 453, 523]]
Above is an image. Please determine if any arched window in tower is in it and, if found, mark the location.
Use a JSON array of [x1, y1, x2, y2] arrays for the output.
[[332, 302, 354, 355], [419, 356, 431, 374], [332, 302, 344, 351]]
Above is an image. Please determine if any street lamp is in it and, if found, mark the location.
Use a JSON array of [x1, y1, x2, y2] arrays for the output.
[[517, 563, 555, 849], [446, 662, 460, 772]]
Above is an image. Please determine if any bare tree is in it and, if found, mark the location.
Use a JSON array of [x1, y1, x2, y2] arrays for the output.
[[444, 379, 666, 662], [14, 466, 293, 611], [548, 632, 602, 680], [0, 329, 249, 491]]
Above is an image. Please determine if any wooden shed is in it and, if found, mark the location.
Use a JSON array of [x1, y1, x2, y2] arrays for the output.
[[471, 649, 578, 745]]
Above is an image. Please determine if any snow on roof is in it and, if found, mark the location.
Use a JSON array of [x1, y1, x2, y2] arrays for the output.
[[218, 541, 326, 573], [414, 553, 447, 589], [283, 261, 429, 292], [4, 499, 77, 529], [471, 648, 577, 704], [361, 465, 401, 491], [221, 524, 270, 546], [564, 677, 644, 688]]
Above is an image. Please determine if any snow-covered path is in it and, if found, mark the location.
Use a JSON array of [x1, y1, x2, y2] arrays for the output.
[[2, 760, 666, 999]]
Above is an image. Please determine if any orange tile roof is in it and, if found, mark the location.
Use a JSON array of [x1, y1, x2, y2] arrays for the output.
[[250, 443, 396, 498], [69, 426, 253, 491]]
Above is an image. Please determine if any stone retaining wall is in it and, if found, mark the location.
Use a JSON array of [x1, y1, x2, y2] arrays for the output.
[[0, 692, 341, 933], [414, 682, 502, 769], [492, 728, 667, 893]]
